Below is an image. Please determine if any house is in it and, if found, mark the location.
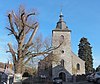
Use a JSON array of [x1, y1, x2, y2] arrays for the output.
[[0, 62, 14, 74], [38, 12, 85, 82]]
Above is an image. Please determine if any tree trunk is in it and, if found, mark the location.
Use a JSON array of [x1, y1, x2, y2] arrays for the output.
[[14, 59, 23, 74]]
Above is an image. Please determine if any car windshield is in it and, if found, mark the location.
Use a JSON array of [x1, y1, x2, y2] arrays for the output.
[[97, 72, 100, 75]]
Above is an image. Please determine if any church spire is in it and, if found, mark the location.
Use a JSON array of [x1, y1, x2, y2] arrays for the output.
[[55, 11, 70, 31], [59, 11, 64, 22]]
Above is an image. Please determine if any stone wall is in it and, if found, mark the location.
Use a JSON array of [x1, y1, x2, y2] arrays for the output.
[[52, 30, 72, 75], [71, 52, 85, 75]]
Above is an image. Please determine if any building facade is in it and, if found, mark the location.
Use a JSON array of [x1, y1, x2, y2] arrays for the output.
[[38, 12, 85, 82]]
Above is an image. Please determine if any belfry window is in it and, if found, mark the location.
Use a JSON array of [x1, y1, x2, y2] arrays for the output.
[[59, 35, 64, 43], [60, 35, 64, 40], [77, 63, 80, 70]]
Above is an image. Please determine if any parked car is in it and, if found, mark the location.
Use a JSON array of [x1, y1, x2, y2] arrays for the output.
[[53, 77, 62, 84], [86, 73, 94, 82], [93, 71, 100, 84]]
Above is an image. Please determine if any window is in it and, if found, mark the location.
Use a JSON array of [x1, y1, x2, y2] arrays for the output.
[[61, 50, 64, 54], [61, 35, 64, 39], [77, 63, 80, 70], [61, 59, 64, 67], [60, 35, 64, 41], [59, 35, 64, 43]]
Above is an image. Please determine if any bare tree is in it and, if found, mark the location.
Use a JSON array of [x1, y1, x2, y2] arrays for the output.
[[7, 6, 62, 74]]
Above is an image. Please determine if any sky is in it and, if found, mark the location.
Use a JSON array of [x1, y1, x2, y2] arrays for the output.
[[0, 0, 100, 69]]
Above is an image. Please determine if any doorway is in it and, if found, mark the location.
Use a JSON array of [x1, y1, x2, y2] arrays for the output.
[[59, 72, 66, 82]]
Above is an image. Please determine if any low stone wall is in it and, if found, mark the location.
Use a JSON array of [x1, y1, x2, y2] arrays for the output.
[[76, 74, 86, 82], [22, 77, 52, 84]]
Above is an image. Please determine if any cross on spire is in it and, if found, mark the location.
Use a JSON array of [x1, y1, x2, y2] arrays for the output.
[[59, 4, 63, 21]]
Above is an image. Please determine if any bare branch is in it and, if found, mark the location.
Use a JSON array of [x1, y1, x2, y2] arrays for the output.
[[24, 52, 50, 65], [12, 11, 19, 23], [25, 28, 30, 34], [24, 22, 38, 29], [8, 13, 18, 40], [24, 42, 63, 64], [7, 43, 17, 63], [25, 13, 35, 21], [21, 12, 25, 27], [25, 24, 38, 48], [6, 27, 12, 32], [6, 27, 13, 35]]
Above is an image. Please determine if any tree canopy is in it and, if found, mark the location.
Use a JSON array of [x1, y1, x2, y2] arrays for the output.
[[78, 37, 93, 74]]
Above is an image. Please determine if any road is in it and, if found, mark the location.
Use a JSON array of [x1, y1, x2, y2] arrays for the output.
[[63, 81, 94, 84]]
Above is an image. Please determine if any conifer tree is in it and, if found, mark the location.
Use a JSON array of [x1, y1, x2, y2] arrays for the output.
[[78, 37, 93, 74]]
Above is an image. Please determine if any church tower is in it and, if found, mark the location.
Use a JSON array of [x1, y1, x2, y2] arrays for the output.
[[38, 11, 85, 81], [52, 12, 73, 79]]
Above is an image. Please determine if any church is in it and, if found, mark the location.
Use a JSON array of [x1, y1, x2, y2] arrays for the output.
[[38, 12, 85, 82]]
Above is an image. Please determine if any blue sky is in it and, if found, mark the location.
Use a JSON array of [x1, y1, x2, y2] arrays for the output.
[[0, 0, 100, 69]]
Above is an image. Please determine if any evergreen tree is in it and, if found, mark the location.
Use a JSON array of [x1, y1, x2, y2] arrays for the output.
[[78, 37, 93, 74], [96, 65, 100, 72]]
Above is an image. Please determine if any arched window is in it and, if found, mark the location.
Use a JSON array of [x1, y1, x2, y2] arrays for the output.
[[77, 63, 80, 70], [59, 35, 64, 43], [60, 35, 64, 41], [61, 59, 64, 67], [61, 35, 64, 39]]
